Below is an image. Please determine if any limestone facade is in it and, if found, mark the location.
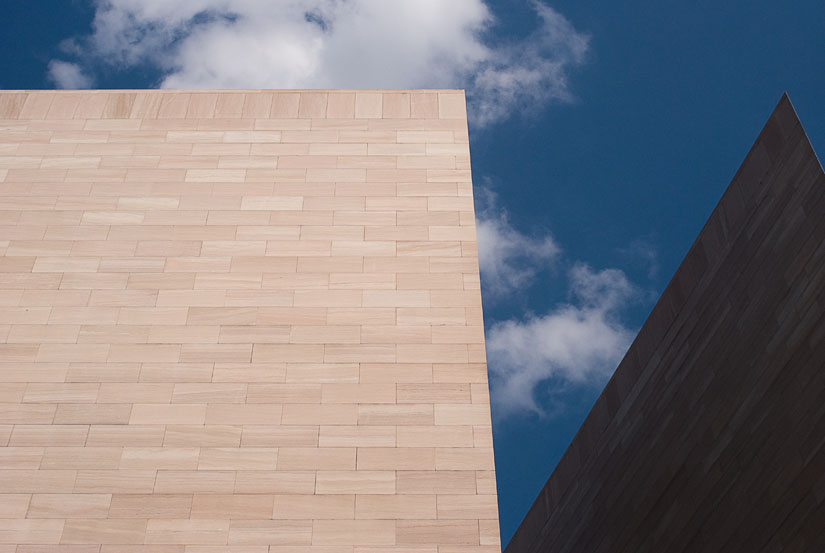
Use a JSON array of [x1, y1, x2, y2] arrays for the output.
[[0, 89, 500, 551]]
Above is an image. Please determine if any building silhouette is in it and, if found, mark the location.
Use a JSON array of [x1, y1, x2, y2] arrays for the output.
[[506, 94, 825, 552]]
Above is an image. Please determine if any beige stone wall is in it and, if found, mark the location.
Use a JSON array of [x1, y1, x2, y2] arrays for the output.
[[0, 90, 499, 551]]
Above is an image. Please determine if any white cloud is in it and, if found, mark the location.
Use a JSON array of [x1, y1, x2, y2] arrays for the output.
[[52, 0, 589, 125], [486, 263, 638, 417], [474, 186, 640, 417], [470, 2, 589, 125], [476, 188, 560, 298], [46, 60, 94, 89]]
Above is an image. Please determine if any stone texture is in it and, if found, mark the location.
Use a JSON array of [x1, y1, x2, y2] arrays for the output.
[[0, 89, 499, 551]]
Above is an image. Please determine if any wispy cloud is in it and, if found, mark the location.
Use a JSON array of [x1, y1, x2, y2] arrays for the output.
[[476, 188, 642, 417], [487, 263, 639, 416], [470, 2, 589, 125], [46, 60, 94, 89], [48, 0, 589, 126], [476, 187, 560, 299]]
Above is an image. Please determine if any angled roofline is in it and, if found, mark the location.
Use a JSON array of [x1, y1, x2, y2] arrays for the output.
[[504, 92, 825, 552]]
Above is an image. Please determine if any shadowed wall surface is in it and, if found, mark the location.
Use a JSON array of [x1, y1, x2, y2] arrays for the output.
[[0, 89, 500, 551], [505, 95, 825, 553]]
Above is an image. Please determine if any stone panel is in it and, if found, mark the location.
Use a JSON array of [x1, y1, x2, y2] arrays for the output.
[[0, 89, 499, 551]]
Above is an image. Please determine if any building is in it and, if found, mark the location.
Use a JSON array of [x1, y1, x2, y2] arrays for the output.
[[0, 89, 500, 551], [505, 95, 825, 552]]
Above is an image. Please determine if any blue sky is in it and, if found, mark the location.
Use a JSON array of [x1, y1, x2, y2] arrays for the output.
[[2, 0, 824, 545]]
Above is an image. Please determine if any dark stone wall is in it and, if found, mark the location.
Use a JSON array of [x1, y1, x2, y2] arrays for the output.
[[504, 95, 825, 553]]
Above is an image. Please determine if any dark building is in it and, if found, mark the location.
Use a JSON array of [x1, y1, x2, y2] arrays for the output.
[[505, 94, 825, 553]]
